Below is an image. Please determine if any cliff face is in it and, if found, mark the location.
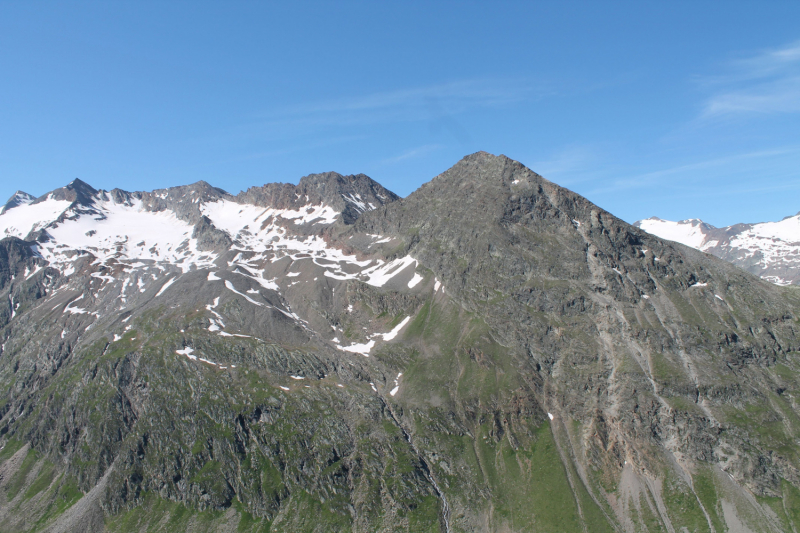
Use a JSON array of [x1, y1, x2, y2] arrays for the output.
[[1, 153, 800, 532]]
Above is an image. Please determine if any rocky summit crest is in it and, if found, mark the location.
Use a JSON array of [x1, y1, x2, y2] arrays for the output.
[[238, 171, 399, 224], [39, 177, 99, 206]]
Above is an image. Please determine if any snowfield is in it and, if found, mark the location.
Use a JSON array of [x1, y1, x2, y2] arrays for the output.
[[636, 218, 711, 250], [0, 196, 73, 239]]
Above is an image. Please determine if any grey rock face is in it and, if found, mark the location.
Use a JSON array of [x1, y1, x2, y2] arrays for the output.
[[192, 215, 234, 252]]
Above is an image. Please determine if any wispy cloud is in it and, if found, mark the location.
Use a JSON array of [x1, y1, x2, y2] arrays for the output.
[[381, 144, 443, 165], [226, 134, 367, 163], [257, 78, 551, 131], [198, 78, 548, 150], [701, 40, 800, 117], [526, 144, 608, 184], [586, 146, 800, 195]]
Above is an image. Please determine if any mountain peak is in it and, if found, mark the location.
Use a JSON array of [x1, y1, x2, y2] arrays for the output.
[[427, 151, 546, 193], [461, 150, 504, 162], [35, 178, 99, 206], [456, 150, 522, 170], [186, 180, 229, 196], [1, 190, 36, 215], [400, 152, 554, 221], [64, 178, 98, 197], [239, 171, 399, 224], [66, 177, 92, 189], [297, 170, 345, 187]]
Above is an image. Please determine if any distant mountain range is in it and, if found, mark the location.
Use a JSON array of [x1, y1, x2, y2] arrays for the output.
[[635, 214, 800, 286], [2, 153, 800, 532]]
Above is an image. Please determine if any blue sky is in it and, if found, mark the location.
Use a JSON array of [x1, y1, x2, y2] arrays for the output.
[[1, 1, 799, 227]]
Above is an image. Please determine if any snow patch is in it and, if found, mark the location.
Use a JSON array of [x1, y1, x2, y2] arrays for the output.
[[342, 193, 368, 212], [378, 316, 411, 341], [25, 264, 43, 280], [176, 346, 197, 360], [338, 340, 375, 356], [389, 372, 403, 396], [64, 296, 87, 314], [224, 280, 263, 307], [637, 218, 710, 250], [361, 256, 417, 287], [155, 277, 177, 297]]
